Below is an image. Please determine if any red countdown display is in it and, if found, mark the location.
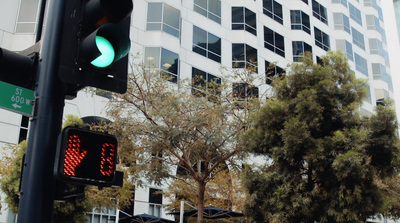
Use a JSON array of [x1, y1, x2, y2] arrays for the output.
[[54, 126, 118, 186]]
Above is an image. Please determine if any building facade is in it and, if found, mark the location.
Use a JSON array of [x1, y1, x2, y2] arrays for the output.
[[0, 0, 397, 222], [394, 0, 400, 40]]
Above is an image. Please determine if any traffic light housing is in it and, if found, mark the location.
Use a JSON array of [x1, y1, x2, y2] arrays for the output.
[[54, 126, 118, 186], [59, 0, 133, 94], [0, 47, 37, 90]]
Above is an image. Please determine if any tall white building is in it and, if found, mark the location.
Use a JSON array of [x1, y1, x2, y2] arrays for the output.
[[0, 0, 397, 222]]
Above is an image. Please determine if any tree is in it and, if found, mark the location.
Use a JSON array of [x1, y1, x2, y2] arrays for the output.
[[106, 63, 259, 223], [243, 51, 400, 223], [0, 115, 134, 223], [163, 168, 247, 223]]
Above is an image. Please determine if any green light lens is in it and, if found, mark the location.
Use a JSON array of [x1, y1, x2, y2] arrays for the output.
[[91, 36, 115, 68]]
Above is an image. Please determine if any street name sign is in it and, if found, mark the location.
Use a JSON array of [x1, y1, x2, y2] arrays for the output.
[[0, 81, 34, 116]]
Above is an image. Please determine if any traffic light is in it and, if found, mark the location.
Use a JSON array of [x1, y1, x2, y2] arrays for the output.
[[0, 47, 37, 90], [54, 126, 118, 186], [58, 0, 133, 94]]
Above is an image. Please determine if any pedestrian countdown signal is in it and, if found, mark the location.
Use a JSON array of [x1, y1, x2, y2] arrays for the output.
[[54, 127, 118, 186]]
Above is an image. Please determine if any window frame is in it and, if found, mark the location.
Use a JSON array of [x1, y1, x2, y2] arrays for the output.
[[333, 13, 350, 33], [290, 10, 311, 34], [312, 0, 328, 25], [192, 67, 221, 98], [292, 41, 312, 62], [349, 3, 362, 26], [354, 53, 369, 76], [15, 0, 41, 33], [232, 43, 258, 71], [264, 26, 285, 57], [336, 39, 354, 61], [265, 61, 284, 84], [332, 0, 347, 7], [144, 47, 180, 83], [146, 3, 181, 38], [351, 27, 365, 50], [314, 27, 330, 51], [194, 0, 221, 23], [263, 0, 283, 24], [232, 7, 257, 36], [193, 26, 222, 63]]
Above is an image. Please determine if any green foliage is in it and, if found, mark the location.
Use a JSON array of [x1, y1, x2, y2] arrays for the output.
[[0, 141, 27, 214], [243, 51, 400, 223], [62, 114, 84, 128], [164, 169, 246, 219]]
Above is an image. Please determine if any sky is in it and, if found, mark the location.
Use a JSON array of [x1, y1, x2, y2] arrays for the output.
[[381, 1, 400, 119]]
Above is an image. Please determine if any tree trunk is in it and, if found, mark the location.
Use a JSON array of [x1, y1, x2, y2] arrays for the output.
[[197, 181, 206, 223]]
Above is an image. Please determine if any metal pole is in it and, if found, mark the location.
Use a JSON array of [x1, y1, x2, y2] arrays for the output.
[[17, 0, 66, 222], [180, 201, 184, 223], [35, 0, 47, 43]]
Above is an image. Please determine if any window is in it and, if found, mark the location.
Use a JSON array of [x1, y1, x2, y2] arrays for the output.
[[312, 0, 328, 25], [19, 116, 29, 143], [233, 83, 259, 108], [376, 5, 383, 21], [314, 27, 330, 51], [366, 15, 386, 43], [16, 0, 40, 33], [149, 188, 162, 217], [383, 50, 390, 67], [263, 0, 283, 24], [192, 67, 221, 99], [290, 10, 311, 34], [351, 27, 365, 50], [366, 15, 381, 31], [336, 40, 353, 61], [265, 61, 284, 84], [363, 86, 372, 104], [193, 26, 221, 63], [233, 83, 259, 99], [332, 0, 347, 7], [349, 3, 362, 25], [120, 198, 135, 220], [372, 63, 385, 80], [86, 207, 117, 223], [316, 56, 324, 66], [369, 38, 383, 55], [354, 53, 368, 76], [232, 7, 257, 35], [232, 44, 258, 71], [147, 3, 180, 38], [372, 64, 393, 91], [264, 27, 285, 57], [194, 0, 221, 23], [333, 13, 350, 33], [292, 41, 312, 62], [300, 0, 308, 4], [145, 47, 179, 83], [375, 89, 390, 106], [365, 0, 383, 21]]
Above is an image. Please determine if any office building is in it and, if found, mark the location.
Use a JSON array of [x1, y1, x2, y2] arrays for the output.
[[0, 0, 396, 222]]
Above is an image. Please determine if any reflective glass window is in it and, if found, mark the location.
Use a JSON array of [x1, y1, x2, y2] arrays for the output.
[[193, 26, 221, 63]]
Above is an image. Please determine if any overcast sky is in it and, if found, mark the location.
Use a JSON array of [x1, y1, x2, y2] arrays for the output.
[[381, 1, 400, 118]]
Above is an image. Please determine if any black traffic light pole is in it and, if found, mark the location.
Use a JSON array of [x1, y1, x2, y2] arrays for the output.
[[17, 0, 66, 222]]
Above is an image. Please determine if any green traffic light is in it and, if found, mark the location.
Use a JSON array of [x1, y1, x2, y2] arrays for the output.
[[91, 36, 115, 68]]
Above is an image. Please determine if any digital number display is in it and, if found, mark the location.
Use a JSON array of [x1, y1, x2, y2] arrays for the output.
[[55, 127, 118, 185]]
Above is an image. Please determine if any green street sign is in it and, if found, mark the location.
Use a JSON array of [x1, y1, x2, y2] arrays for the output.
[[0, 81, 34, 116]]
